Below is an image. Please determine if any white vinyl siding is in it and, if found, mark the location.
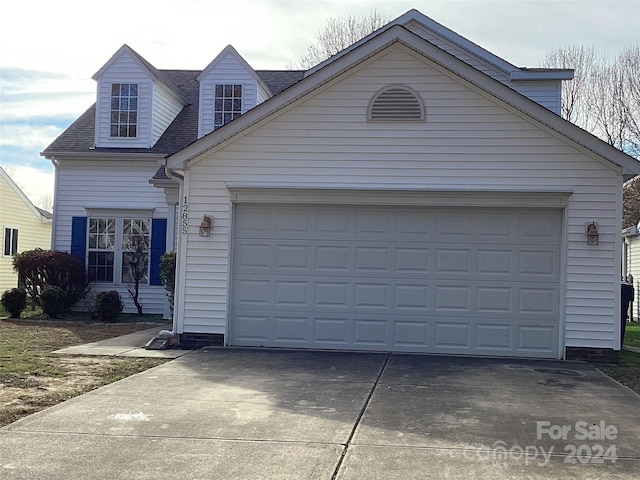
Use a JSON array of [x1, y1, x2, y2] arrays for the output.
[[52, 161, 168, 314], [198, 51, 259, 138], [178, 44, 622, 353], [95, 51, 153, 148], [152, 82, 185, 145], [257, 82, 272, 104]]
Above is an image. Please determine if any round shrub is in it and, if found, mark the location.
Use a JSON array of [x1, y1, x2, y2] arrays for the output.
[[40, 286, 68, 318], [95, 291, 124, 322], [1, 288, 27, 318]]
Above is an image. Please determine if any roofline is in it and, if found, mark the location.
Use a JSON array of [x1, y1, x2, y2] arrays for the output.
[[41, 151, 166, 162], [93, 44, 188, 104], [305, 8, 561, 80], [168, 25, 639, 177], [196, 45, 273, 96], [0, 166, 52, 222]]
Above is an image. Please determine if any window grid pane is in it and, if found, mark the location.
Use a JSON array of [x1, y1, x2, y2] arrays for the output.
[[88, 218, 115, 283], [214, 84, 242, 128], [121, 218, 150, 284], [110, 83, 138, 138]]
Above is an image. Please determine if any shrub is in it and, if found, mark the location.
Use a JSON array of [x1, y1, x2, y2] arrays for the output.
[[160, 252, 176, 316], [40, 286, 68, 318], [1, 288, 27, 318], [13, 249, 90, 309], [94, 291, 124, 322]]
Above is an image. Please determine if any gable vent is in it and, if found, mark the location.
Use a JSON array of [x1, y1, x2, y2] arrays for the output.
[[368, 86, 425, 122]]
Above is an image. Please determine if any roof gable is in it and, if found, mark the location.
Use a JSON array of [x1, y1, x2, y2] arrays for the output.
[[197, 45, 270, 94], [92, 44, 187, 104], [305, 9, 572, 83], [0, 167, 51, 222], [167, 25, 639, 178]]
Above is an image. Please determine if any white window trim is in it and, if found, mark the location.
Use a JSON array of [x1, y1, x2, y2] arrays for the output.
[[86, 214, 152, 286], [3, 226, 19, 257]]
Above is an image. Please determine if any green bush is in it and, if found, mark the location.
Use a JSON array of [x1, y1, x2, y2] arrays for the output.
[[1, 288, 27, 318], [13, 249, 89, 309], [94, 291, 124, 322], [40, 286, 68, 318]]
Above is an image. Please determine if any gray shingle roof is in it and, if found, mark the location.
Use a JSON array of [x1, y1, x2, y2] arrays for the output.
[[43, 68, 305, 157]]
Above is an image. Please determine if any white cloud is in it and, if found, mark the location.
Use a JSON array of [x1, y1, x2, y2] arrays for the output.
[[0, 124, 64, 149]]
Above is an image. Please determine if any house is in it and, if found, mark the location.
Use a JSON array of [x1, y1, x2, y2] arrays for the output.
[[0, 166, 52, 292], [44, 9, 640, 359], [42, 43, 304, 317], [622, 224, 639, 320]]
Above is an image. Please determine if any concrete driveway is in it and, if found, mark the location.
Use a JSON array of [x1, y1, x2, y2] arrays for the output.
[[1, 349, 640, 479]]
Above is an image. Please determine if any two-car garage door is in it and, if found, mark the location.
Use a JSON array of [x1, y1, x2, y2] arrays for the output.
[[230, 204, 561, 358]]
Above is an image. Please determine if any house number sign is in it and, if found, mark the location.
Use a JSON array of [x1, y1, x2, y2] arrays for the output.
[[182, 196, 189, 235]]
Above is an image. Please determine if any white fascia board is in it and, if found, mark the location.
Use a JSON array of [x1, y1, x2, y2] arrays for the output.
[[196, 45, 265, 87], [510, 70, 575, 81], [170, 25, 640, 177]]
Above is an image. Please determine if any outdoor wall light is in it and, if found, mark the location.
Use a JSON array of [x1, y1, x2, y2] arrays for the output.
[[199, 215, 213, 237], [586, 221, 599, 246]]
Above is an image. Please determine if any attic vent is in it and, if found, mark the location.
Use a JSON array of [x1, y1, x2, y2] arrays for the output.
[[368, 85, 424, 122]]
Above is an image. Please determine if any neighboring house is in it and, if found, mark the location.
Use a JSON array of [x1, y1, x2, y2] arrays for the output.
[[0, 166, 52, 292], [44, 9, 640, 360], [622, 225, 640, 319]]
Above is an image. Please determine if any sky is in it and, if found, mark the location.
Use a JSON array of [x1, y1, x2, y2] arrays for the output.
[[1, 0, 638, 209]]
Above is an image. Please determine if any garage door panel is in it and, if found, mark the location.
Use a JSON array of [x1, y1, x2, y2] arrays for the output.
[[231, 204, 561, 358], [476, 324, 512, 351], [517, 325, 556, 353]]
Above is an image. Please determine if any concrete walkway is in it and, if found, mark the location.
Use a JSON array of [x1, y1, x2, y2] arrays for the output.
[[53, 324, 193, 358], [2, 349, 640, 478]]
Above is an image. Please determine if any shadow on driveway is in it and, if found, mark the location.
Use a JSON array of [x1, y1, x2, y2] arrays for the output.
[[2, 348, 640, 479]]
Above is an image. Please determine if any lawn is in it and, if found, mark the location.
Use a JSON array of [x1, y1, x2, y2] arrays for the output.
[[0, 316, 167, 427], [599, 323, 640, 393]]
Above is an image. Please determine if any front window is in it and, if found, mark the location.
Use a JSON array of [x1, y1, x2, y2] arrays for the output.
[[110, 83, 138, 137], [3, 227, 18, 256], [214, 84, 242, 128], [88, 218, 115, 282], [121, 219, 150, 284], [87, 217, 149, 284]]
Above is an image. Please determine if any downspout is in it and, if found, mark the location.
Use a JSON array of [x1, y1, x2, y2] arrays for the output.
[[165, 166, 184, 336], [48, 156, 59, 250]]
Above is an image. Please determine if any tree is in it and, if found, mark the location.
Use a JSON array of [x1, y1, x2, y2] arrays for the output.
[[124, 234, 149, 315], [543, 44, 640, 227], [294, 10, 390, 69], [542, 44, 639, 158]]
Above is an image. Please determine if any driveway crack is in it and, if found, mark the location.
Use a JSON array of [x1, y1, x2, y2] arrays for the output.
[[330, 352, 391, 479]]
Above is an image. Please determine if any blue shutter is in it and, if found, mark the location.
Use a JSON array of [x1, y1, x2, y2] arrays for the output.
[[150, 218, 167, 285], [70, 217, 87, 264]]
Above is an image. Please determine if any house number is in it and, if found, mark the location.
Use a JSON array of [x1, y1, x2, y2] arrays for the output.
[[182, 196, 189, 235]]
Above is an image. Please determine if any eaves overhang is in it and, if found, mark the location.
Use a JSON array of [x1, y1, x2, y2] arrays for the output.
[[168, 24, 640, 179]]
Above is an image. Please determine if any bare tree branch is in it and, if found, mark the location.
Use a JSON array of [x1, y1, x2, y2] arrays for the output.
[[294, 11, 390, 69]]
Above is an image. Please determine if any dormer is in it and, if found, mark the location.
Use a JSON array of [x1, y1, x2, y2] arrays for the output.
[[92, 45, 187, 149], [197, 45, 273, 138]]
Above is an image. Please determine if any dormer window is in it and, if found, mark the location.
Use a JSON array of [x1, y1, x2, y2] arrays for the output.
[[214, 84, 242, 128], [110, 83, 138, 137]]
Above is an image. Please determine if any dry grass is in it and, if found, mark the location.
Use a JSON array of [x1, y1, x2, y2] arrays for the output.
[[0, 318, 167, 427]]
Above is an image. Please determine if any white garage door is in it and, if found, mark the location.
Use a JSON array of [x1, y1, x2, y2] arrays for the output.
[[230, 204, 562, 358]]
